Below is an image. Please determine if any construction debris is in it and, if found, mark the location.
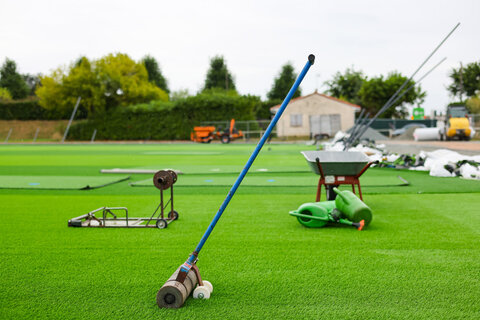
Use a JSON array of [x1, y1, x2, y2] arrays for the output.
[[321, 131, 480, 180]]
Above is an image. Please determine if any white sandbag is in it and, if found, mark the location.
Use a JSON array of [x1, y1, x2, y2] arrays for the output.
[[332, 131, 347, 143], [459, 163, 480, 179], [409, 166, 428, 171], [385, 154, 400, 162], [367, 153, 383, 163], [429, 161, 455, 177], [413, 127, 441, 141], [323, 141, 345, 151], [425, 149, 470, 163]]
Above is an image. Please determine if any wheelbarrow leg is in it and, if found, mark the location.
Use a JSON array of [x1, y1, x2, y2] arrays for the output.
[[326, 184, 339, 201], [316, 178, 323, 201], [356, 181, 363, 200]]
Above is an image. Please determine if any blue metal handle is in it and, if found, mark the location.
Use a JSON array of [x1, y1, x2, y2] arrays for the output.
[[188, 55, 315, 263]]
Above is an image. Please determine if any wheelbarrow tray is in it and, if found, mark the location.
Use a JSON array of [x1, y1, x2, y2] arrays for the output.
[[301, 151, 370, 176]]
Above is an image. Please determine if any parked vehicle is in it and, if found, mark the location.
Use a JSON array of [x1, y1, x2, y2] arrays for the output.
[[442, 105, 471, 141], [190, 119, 243, 144]]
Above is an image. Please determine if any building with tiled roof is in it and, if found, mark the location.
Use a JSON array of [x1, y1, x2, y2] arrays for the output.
[[270, 91, 361, 138]]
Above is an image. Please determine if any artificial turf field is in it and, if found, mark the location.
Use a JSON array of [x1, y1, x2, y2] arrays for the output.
[[1, 143, 479, 319]]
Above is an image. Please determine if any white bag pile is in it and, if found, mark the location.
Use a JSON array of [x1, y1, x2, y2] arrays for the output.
[[319, 132, 480, 180], [419, 149, 480, 179]]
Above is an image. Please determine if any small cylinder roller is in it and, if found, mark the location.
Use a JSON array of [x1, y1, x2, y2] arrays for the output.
[[153, 170, 175, 190], [156, 266, 198, 308]]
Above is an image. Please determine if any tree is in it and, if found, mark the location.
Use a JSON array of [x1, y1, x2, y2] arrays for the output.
[[203, 56, 236, 91], [357, 72, 426, 118], [142, 55, 170, 94], [170, 88, 190, 101], [254, 98, 281, 120], [0, 87, 12, 101], [448, 61, 480, 100], [267, 63, 301, 100], [23, 73, 41, 96], [36, 53, 168, 117], [324, 68, 364, 105], [466, 96, 480, 114], [0, 58, 29, 99]]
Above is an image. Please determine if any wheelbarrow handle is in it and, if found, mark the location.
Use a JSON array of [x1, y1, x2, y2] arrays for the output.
[[356, 160, 379, 178]]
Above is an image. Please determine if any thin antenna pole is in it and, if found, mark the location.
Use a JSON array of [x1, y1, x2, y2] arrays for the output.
[[351, 23, 459, 144], [345, 112, 370, 149], [351, 57, 447, 145], [61, 97, 81, 143], [344, 108, 365, 149], [459, 62, 464, 102]]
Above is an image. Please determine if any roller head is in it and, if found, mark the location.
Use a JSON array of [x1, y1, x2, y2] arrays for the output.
[[157, 266, 198, 309], [157, 280, 188, 308], [153, 170, 174, 190]]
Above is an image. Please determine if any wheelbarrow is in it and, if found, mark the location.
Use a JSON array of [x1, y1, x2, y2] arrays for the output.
[[301, 151, 377, 201]]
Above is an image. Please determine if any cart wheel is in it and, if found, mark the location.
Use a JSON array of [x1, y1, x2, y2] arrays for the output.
[[193, 286, 211, 299], [202, 280, 213, 293], [156, 219, 168, 229], [168, 210, 179, 220], [221, 135, 230, 144]]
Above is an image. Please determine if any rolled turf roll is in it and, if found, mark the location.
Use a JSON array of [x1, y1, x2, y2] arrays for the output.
[[156, 266, 198, 308]]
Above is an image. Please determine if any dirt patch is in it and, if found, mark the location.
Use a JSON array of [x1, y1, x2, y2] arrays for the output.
[[0, 120, 70, 142]]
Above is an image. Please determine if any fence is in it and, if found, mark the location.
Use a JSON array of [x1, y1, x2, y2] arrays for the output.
[[200, 120, 275, 140], [369, 119, 438, 136]]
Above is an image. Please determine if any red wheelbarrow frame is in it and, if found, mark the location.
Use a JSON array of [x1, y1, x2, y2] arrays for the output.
[[315, 157, 378, 201]]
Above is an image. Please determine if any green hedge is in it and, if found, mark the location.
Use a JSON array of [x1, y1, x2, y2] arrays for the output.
[[68, 93, 258, 140], [0, 99, 87, 120]]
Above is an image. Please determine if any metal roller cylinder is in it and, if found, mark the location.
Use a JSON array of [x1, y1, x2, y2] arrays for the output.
[[153, 170, 174, 190], [156, 266, 198, 308], [334, 188, 372, 226], [167, 170, 178, 183]]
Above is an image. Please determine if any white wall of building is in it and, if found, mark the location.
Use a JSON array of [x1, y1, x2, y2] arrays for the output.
[[272, 92, 360, 137]]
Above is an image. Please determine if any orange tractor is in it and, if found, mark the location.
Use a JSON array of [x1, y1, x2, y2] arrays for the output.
[[191, 119, 244, 144]]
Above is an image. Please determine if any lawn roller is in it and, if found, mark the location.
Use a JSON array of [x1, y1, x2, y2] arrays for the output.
[[289, 187, 372, 230], [68, 170, 179, 228], [156, 54, 315, 309]]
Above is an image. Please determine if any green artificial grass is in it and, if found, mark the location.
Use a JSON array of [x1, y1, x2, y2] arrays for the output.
[[0, 143, 479, 319], [0, 175, 129, 189], [103, 164, 311, 174]]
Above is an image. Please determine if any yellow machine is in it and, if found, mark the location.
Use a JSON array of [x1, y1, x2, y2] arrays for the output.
[[443, 105, 471, 141]]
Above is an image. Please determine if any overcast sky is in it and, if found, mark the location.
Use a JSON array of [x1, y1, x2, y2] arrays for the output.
[[1, 0, 478, 115]]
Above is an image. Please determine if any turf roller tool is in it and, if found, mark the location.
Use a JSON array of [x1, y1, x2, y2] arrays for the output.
[[156, 54, 315, 309], [289, 187, 372, 230], [68, 170, 179, 228]]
